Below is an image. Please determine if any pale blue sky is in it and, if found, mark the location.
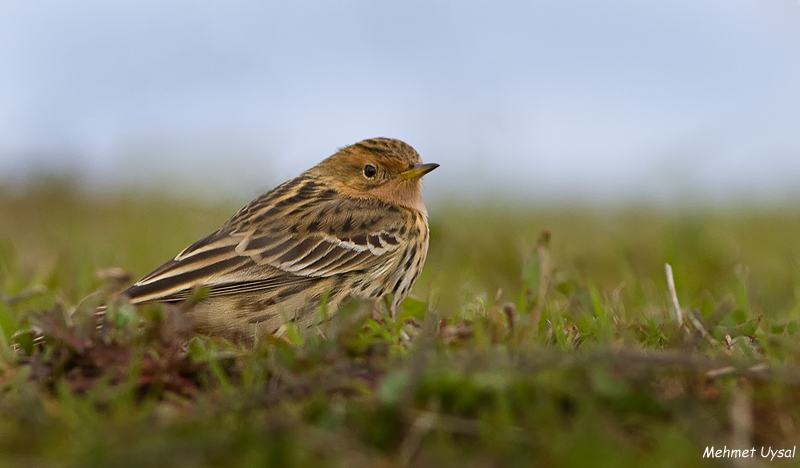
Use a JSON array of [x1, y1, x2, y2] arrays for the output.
[[2, 0, 800, 204]]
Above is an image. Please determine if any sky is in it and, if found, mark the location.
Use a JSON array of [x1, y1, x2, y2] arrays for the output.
[[1, 0, 800, 205]]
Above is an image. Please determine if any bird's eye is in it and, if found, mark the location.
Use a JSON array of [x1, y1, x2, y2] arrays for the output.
[[363, 164, 377, 178]]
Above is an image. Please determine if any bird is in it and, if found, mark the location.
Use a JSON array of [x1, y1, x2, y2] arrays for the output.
[[115, 137, 438, 341]]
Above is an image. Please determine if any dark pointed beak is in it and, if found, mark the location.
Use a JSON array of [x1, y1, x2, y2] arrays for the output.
[[398, 162, 439, 180]]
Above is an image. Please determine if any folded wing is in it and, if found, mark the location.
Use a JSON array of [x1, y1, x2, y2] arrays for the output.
[[123, 192, 407, 305]]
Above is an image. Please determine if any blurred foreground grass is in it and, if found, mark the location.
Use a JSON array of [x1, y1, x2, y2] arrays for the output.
[[2, 181, 800, 467]]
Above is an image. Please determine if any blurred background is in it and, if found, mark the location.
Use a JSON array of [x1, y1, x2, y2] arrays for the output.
[[2, 0, 800, 206]]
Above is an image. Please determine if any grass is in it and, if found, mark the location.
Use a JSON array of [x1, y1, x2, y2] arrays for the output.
[[2, 180, 800, 467]]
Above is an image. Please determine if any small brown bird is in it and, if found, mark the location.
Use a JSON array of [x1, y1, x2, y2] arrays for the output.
[[119, 138, 438, 341]]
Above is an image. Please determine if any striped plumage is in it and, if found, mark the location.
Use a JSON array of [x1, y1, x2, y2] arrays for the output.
[[119, 138, 438, 341]]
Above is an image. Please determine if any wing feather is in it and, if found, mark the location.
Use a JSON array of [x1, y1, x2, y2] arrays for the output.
[[123, 193, 408, 305]]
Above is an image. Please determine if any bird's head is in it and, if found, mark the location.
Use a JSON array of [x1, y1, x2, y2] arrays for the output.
[[313, 138, 439, 214]]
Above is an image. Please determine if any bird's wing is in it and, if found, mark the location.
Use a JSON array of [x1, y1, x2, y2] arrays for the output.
[[123, 194, 410, 304]]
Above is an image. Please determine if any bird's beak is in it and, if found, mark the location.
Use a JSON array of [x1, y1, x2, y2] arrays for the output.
[[398, 162, 439, 180]]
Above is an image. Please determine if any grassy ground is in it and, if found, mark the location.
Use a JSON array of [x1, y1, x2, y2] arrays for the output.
[[2, 181, 800, 467]]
